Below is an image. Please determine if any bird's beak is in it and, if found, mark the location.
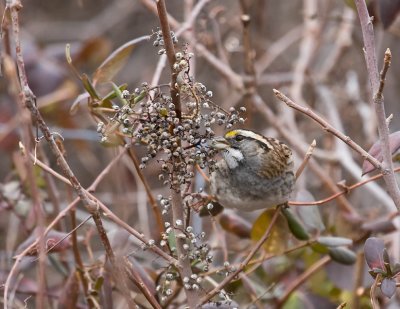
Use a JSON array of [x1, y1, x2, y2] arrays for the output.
[[209, 136, 230, 150]]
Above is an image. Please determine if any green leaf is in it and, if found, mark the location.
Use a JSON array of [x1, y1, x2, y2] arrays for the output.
[[293, 190, 325, 232], [329, 247, 356, 265], [82, 74, 101, 100], [102, 83, 128, 102], [316, 236, 353, 247], [251, 209, 289, 254], [372, 268, 386, 276], [94, 275, 104, 292], [281, 207, 310, 240], [167, 230, 177, 254], [93, 35, 150, 84]]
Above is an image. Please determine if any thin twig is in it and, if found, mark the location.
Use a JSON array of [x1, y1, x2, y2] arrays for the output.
[[126, 148, 164, 237], [140, 0, 244, 90], [203, 238, 313, 277], [28, 155, 179, 266], [6, 0, 117, 279], [370, 274, 382, 309], [337, 302, 347, 309], [198, 206, 282, 306], [70, 211, 92, 308], [350, 251, 365, 309], [124, 257, 162, 309], [296, 139, 316, 179], [276, 255, 331, 308], [289, 166, 400, 207], [273, 89, 382, 170]]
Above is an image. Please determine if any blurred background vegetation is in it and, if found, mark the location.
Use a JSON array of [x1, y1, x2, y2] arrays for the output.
[[2, 0, 400, 308]]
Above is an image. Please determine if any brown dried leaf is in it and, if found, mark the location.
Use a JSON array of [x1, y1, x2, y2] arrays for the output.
[[93, 35, 150, 85], [15, 228, 73, 256], [69, 92, 90, 115], [219, 211, 252, 238], [251, 209, 288, 254]]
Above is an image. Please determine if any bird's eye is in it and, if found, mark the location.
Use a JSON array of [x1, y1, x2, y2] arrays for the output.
[[235, 135, 244, 141]]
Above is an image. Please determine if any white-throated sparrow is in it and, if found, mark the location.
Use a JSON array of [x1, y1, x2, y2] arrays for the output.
[[209, 129, 295, 211]]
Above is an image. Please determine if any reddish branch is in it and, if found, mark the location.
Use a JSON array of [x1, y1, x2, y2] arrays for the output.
[[155, 1, 198, 307]]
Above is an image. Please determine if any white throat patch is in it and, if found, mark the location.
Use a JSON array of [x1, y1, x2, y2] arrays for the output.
[[223, 148, 244, 169]]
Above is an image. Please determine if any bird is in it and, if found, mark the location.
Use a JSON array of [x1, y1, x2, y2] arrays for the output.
[[209, 129, 295, 212]]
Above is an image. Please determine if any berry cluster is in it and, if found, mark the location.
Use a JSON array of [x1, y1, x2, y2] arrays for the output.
[[97, 48, 246, 195], [153, 29, 178, 55]]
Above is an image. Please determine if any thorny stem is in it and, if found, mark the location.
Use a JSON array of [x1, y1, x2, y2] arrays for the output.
[[29, 157, 166, 308], [355, 0, 400, 211], [198, 206, 282, 306]]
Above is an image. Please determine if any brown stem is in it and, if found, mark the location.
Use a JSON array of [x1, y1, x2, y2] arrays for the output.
[[156, 0, 181, 118], [126, 148, 164, 237], [140, 0, 244, 89], [70, 210, 93, 308], [155, 0, 199, 307], [124, 257, 162, 309]]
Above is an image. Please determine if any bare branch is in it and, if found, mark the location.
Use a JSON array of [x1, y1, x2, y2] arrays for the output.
[[355, 0, 400, 210], [273, 89, 382, 171]]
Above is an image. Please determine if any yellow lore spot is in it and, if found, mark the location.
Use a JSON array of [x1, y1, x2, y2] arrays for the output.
[[224, 130, 239, 139]]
